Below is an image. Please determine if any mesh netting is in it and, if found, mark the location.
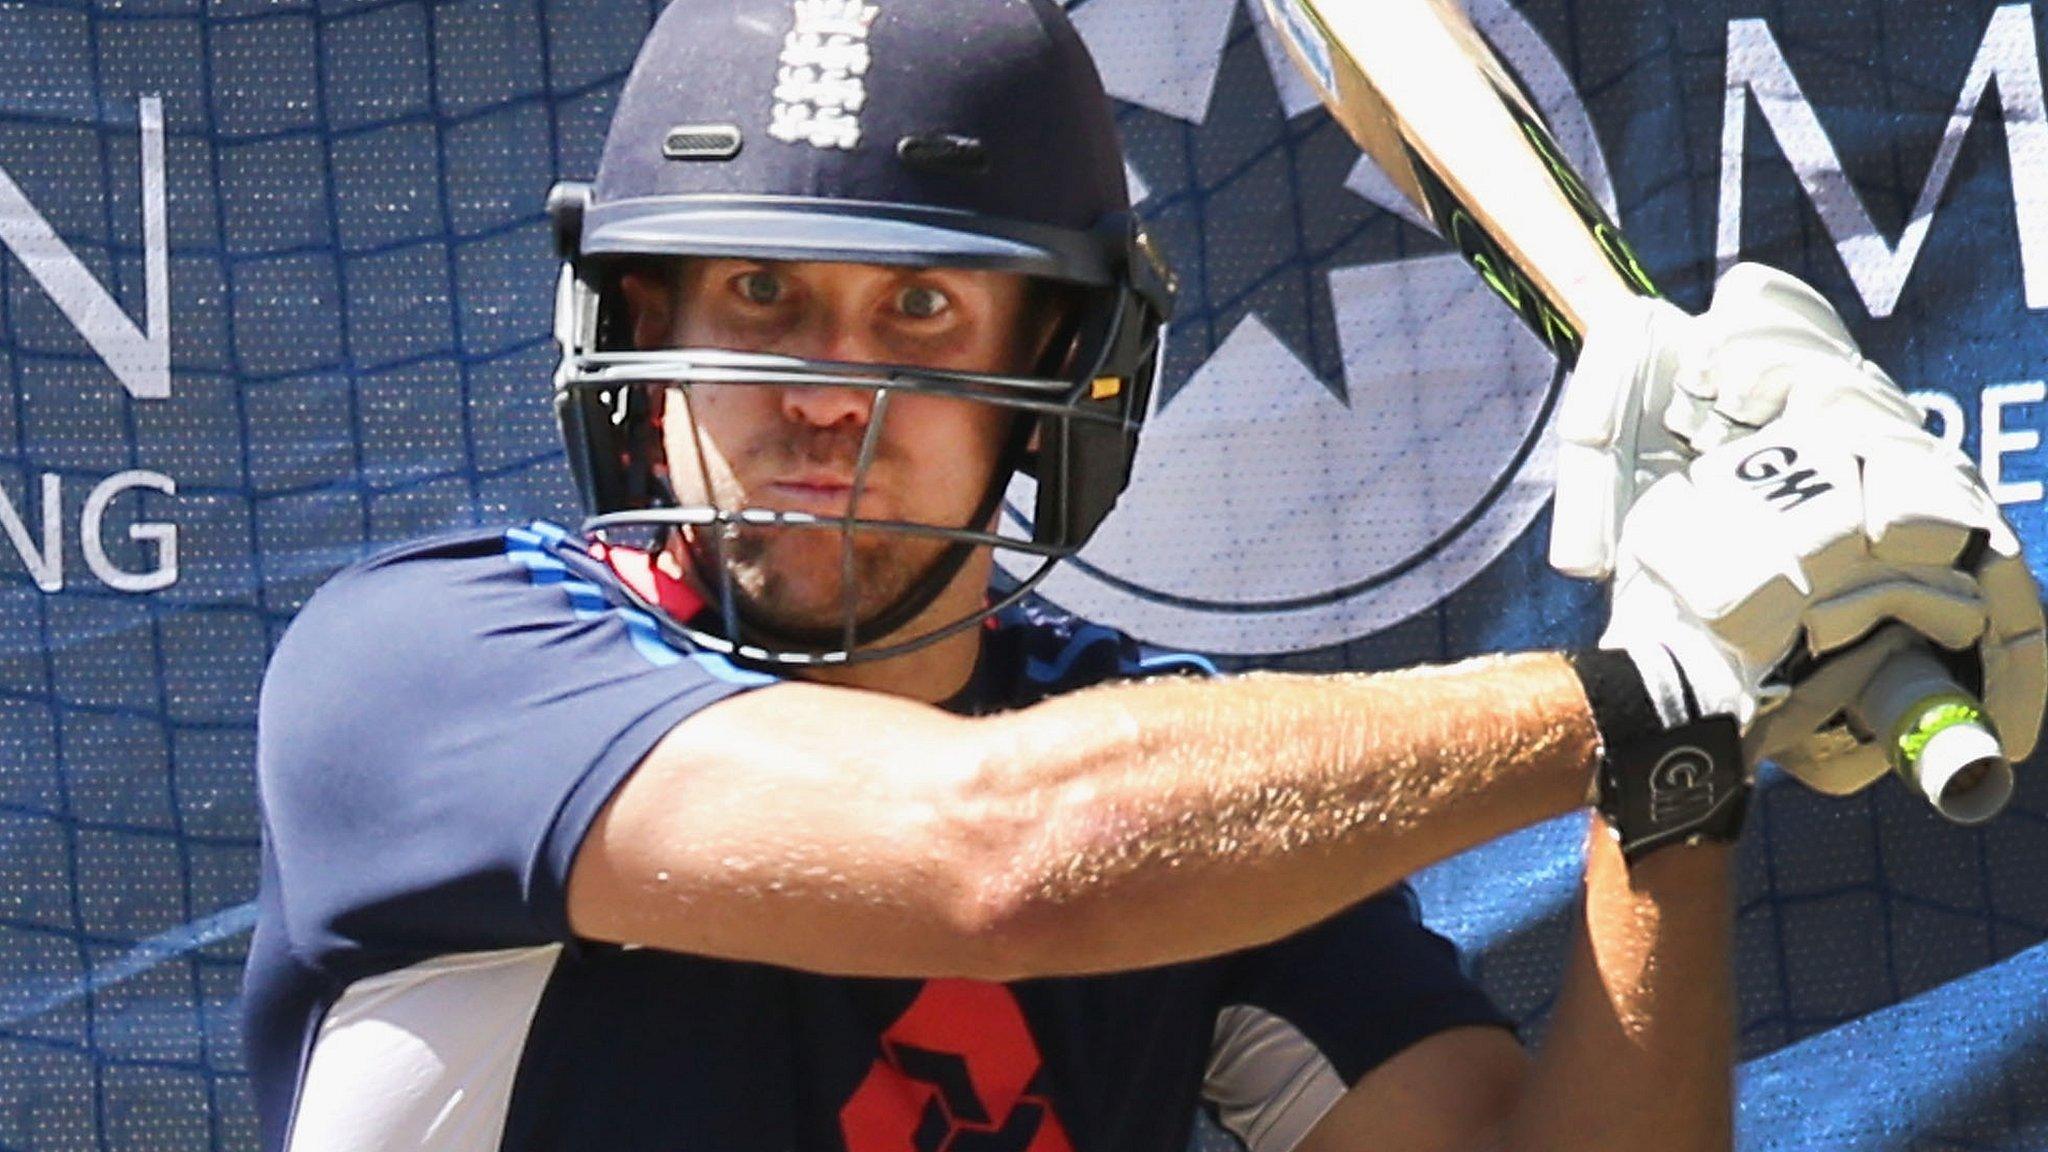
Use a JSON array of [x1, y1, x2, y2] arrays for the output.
[[0, 1, 2044, 1149]]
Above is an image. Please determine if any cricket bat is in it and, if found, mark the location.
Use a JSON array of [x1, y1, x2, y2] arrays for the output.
[[1255, 0, 2012, 822]]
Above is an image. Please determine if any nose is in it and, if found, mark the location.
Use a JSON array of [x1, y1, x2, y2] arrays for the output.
[[780, 382, 875, 429], [780, 309, 888, 428]]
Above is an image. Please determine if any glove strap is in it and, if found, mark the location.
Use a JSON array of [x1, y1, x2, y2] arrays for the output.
[[1567, 648, 1750, 862]]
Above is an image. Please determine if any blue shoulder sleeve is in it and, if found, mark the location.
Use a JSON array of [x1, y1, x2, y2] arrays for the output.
[[255, 524, 770, 973]]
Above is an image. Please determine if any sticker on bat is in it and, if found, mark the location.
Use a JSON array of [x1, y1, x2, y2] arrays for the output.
[[1489, 78, 1658, 301], [1405, 142, 1584, 363]]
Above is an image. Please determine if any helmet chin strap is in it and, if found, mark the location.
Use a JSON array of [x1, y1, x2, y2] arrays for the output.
[[686, 417, 1036, 661]]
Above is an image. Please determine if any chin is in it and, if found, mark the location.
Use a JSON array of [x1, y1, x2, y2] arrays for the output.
[[724, 547, 913, 630]]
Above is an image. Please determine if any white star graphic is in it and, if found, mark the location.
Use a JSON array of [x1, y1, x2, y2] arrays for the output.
[[1014, 0, 1619, 653]]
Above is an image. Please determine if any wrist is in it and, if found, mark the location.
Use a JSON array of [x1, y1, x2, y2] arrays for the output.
[[1566, 648, 1751, 862]]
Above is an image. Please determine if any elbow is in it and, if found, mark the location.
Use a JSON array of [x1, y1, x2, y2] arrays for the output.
[[927, 796, 1051, 982], [932, 873, 1048, 983], [924, 718, 1094, 980]]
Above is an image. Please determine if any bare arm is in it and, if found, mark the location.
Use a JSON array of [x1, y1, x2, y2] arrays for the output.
[[1296, 822, 1733, 1152], [566, 651, 1598, 979], [1502, 827, 1734, 1150]]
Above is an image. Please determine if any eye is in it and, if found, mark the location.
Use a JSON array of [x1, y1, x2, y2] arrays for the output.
[[897, 284, 951, 320], [734, 270, 784, 306]]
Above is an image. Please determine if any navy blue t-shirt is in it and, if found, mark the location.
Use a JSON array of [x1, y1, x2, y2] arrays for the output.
[[245, 522, 1513, 1152]]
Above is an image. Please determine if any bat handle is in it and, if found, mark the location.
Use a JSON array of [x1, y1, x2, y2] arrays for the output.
[[1847, 648, 2012, 825]]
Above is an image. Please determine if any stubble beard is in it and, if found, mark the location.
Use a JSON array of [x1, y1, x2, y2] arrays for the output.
[[696, 523, 949, 637]]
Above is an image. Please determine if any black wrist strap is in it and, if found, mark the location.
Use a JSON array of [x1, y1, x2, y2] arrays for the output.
[[1567, 648, 1750, 862]]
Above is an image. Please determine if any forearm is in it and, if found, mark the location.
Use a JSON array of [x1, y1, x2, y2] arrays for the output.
[[1504, 822, 1736, 1152], [965, 652, 1599, 974], [575, 653, 1597, 981]]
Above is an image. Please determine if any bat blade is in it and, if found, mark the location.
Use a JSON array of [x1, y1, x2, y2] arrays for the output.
[[1257, 0, 1654, 366]]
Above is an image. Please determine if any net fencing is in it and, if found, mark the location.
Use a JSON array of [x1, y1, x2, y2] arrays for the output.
[[0, 0, 2043, 1149]]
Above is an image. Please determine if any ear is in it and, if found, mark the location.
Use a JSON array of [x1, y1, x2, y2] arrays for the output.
[[618, 269, 675, 351]]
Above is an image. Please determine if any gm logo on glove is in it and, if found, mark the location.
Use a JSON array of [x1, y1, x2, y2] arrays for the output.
[[1735, 445, 1837, 511]]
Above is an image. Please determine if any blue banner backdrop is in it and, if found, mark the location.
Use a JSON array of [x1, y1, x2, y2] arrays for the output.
[[0, 0, 2044, 1148]]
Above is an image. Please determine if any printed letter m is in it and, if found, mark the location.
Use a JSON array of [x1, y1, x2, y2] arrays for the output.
[[1718, 6, 2048, 319]]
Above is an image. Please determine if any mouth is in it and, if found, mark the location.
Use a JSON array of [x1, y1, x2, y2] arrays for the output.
[[761, 475, 864, 517]]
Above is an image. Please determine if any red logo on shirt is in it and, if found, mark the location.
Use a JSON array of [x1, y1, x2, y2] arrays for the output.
[[839, 980, 1074, 1152]]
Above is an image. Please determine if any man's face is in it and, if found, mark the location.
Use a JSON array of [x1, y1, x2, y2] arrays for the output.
[[623, 258, 1048, 636]]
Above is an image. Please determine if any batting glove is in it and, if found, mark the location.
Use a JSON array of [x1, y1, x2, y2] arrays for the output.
[[1596, 415, 2044, 799], [1552, 262, 1926, 580]]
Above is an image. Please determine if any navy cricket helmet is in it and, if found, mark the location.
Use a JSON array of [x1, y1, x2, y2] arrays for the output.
[[548, 0, 1175, 666]]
